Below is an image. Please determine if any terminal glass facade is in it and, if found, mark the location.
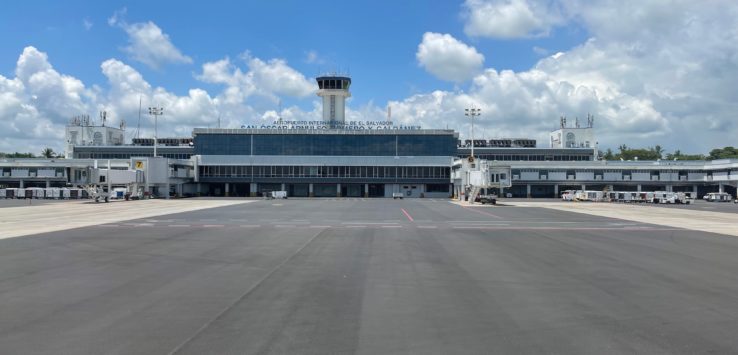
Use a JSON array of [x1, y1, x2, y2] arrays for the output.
[[199, 165, 451, 180], [195, 133, 457, 156]]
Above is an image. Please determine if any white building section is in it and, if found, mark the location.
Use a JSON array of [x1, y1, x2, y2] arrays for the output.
[[550, 115, 595, 149], [65, 115, 125, 158], [316, 75, 351, 123], [452, 158, 512, 203]]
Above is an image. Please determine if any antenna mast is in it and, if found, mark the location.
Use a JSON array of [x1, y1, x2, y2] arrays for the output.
[[136, 96, 142, 139]]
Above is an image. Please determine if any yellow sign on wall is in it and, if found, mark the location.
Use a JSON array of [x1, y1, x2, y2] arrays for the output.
[[134, 161, 145, 170]]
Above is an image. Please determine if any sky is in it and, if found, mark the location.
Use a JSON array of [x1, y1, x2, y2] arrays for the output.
[[1, 0, 737, 155]]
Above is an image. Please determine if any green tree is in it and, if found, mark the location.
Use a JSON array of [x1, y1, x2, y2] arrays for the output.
[[602, 148, 615, 160], [0, 152, 35, 158], [41, 147, 56, 158], [707, 146, 738, 160], [652, 145, 664, 159], [666, 150, 705, 160]]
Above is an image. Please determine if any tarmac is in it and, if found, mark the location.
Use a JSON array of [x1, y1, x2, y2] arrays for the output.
[[1, 198, 738, 354]]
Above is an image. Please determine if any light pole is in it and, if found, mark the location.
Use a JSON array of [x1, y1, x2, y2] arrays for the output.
[[148, 107, 163, 157], [465, 107, 481, 161]]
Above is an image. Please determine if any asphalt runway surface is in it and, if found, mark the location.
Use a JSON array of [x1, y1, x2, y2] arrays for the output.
[[649, 199, 738, 213], [1, 199, 738, 354]]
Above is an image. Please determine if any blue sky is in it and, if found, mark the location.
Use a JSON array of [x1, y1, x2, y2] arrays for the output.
[[1, 0, 737, 154], [0, 0, 586, 108]]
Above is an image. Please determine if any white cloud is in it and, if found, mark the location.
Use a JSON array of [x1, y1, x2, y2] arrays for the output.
[[0, 47, 318, 154], [108, 9, 192, 69], [416, 32, 485, 82], [304, 50, 325, 64], [393, 0, 738, 152], [196, 54, 314, 100], [532, 46, 549, 56], [0, 47, 94, 154], [83, 18, 93, 30], [463, 0, 563, 38]]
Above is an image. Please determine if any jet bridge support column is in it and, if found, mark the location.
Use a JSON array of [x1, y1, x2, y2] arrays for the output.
[[225, 183, 229, 197], [693, 185, 698, 198], [719, 183, 725, 193], [526, 184, 531, 198], [250, 183, 257, 197], [554, 184, 559, 198]]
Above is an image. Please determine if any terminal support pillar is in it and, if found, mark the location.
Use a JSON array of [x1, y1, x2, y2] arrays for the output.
[[19, 180, 24, 189], [364, 184, 369, 198], [581, 184, 586, 191], [46, 180, 50, 188], [526, 184, 531, 198], [166, 183, 171, 199], [666, 185, 673, 192], [693, 185, 698, 198], [196, 183, 201, 195], [637, 184, 642, 192], [719, 183, 724, 193], [309, 183, 314, 198], [250, 183, 257, 197], [337, 183, 342, 198], [281, 183, 286, 192], [225, 183, 230, 197], [554, 184, 559, 198]]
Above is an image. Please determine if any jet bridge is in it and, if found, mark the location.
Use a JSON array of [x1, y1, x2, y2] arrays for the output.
[[453, 158, 512, 204]]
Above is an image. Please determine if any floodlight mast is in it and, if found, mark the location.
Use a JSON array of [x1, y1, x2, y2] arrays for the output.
[[148, 107, 163, 157], [465, 107, 481, 161]]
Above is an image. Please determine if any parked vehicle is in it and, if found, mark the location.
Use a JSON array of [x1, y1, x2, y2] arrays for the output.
[[476, 194, 497, 205], [271, 190, 287, 199], [392, 192, 404, 199], [561, 190, 575, 201], [704, 192, 733, 202]]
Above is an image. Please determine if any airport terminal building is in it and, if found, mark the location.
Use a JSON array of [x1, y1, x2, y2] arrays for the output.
[[2, 74, 738, 198], [192, 128, 457, 197]]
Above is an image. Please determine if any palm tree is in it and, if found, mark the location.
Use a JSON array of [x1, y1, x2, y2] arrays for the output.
[[653, 145, 664, 159], [41, 147, 55, 158]]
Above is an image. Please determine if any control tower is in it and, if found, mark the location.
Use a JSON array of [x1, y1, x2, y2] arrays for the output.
[[316, 75, 351, 124]]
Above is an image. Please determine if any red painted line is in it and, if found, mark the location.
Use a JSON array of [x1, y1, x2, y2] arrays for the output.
[[401, 208, 414, 222], [462, 206, 503, 219]]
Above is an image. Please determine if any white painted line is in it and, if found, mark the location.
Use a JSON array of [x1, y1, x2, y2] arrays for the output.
[[309, 225, 330, 228], [275, 225, 296, 228], [343, 222, 398, 225], [203, 224, 224, 228], [417, 226, 438, 229], [168, 224, 190, 227], [381, 225, 403, 228], [135, 223, 154, 227], [346, 225, 367, 228], [450, 223, 510, 227]]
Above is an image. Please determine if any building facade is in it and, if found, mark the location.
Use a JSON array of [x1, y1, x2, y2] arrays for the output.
[[192, 128, 457, 197]]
